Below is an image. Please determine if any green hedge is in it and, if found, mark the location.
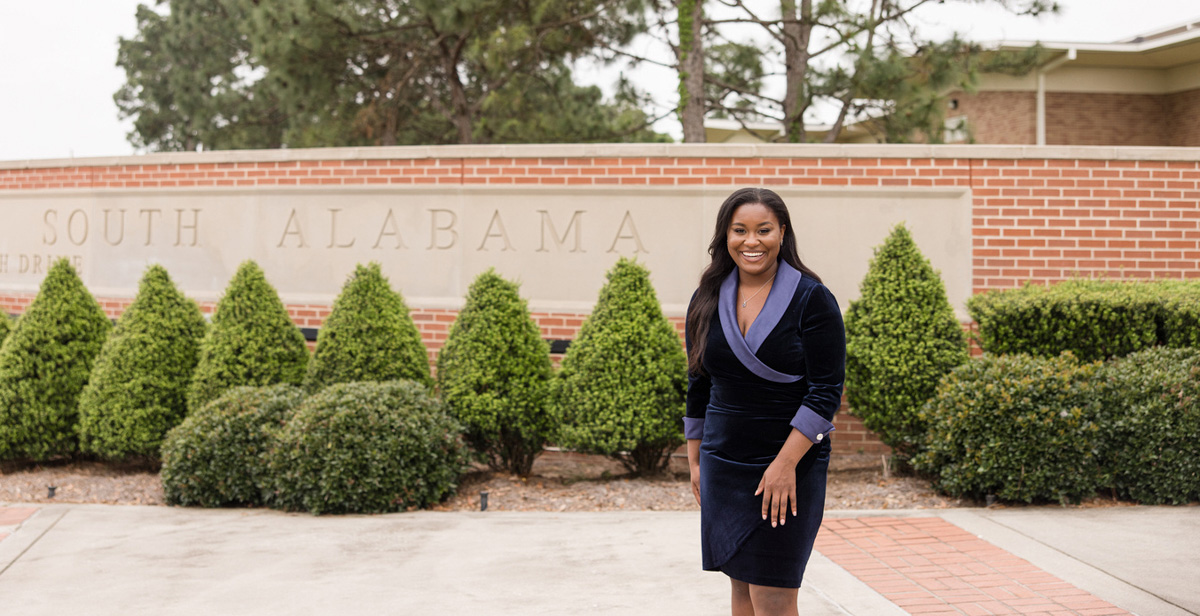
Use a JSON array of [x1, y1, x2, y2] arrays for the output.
[[436, 269, 552, 476], [550, 258, 686, 475], [1097, 347, 1200, 505], [844, 224, 968, 460], [913, 353, 1107, 503], [161, 384, 305, 507], [78, 265, 208, 460], [0, 259, 112, 461], [967, 279, 1200, 361], [269, 381, 468, 515], [304, 263, 431, 392], [1162, 282, 1200, 348], [188, 261, 309, 411]]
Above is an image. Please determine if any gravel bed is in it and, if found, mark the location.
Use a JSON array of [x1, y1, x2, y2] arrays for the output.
[[1, 451, 964, 511]]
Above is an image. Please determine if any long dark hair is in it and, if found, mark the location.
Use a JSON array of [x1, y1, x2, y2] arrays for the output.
[[685, 188, 822, 375]]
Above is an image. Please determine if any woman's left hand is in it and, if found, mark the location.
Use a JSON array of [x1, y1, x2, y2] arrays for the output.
[[755, 458, 796, 528]]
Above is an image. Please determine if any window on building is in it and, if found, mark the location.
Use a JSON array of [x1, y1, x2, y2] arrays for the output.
[[943, 116, 969, 143]]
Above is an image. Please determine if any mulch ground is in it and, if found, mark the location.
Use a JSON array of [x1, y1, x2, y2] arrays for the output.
[[0, 450, 971, 511]]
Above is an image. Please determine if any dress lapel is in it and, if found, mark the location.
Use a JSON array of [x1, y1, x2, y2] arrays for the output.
[[718, 262, 803, 384]]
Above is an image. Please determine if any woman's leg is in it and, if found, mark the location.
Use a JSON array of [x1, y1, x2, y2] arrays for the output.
[[730, 578, 754, 616], [748, 584, 799, 616]]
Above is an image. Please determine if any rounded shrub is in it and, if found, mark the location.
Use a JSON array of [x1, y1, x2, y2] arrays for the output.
[[188, 261, 309, 412], [0, 259, 112, 461], [161, 384, 305, 508], [549, 258, 686, 475], [304, 262, 430, 392], [78, 265, 208, 460], [913, 353, 1106, 504], [844, 224, 969, 460], [1097, 347, 1200, 505], [269, 381, 468, 515], [436, 269, 552, 475]]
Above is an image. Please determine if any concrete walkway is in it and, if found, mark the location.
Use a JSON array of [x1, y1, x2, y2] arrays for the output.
[[0, 503, 1196, 615]]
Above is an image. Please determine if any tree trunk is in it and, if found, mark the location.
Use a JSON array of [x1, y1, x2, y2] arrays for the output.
[[438, 37, 474, 144], [678, 0, 706, 143], [781, 0, 812, 143]]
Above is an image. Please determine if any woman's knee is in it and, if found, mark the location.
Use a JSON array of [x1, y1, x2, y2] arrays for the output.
[[748, 584, 798, 616]]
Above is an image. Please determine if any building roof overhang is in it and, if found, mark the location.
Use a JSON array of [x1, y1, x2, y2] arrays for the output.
[[990, 18, 1200, 69]]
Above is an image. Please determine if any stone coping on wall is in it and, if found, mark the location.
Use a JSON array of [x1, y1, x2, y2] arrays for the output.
[[3, 143, 1200, 170]]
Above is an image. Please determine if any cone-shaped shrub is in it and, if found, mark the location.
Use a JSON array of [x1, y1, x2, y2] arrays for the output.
[[187, 261, 309, 412], [844, 224, 968, 460], [436, 269, 552, 475], [0, 313, 11, 347], [162, 384, 305, 507], [304, 263, 430, 392], [269, 380, 469, 515], [77, 265, 207, 460], [549, 258, 686, 475], [0, 259, 112, 460]]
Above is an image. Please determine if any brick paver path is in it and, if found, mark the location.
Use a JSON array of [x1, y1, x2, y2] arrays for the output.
[[818, 516, 1129, 616], [0, 506, 39, 543]]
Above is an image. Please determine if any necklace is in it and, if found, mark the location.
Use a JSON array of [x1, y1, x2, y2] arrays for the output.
[[739, 272, 777, 308]]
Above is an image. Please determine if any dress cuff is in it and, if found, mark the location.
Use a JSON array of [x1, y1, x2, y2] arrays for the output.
[[790, 405, 835, 445], [683, 416, 705, 440]]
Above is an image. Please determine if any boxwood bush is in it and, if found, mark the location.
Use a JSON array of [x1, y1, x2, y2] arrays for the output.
[[160, 384, 305, 507], [1162, 283, 1200, 349], [844, 225, 969, 460], [967, 280, 1200, 361], [0, 259, 112, 461], [78, 265, 208, 460], [436, 269, 552, 475], [269, 381, 468, 515], [188, 261, 309, 412], [1097, 347, 1200, 505], [549, 258, 686, 475], [304, 262, 430, 392], [913, 353, 1106, 503]]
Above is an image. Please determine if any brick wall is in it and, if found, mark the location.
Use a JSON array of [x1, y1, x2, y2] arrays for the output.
[[949, 88, 1200, 147], [948, 91, 1036, 144], [1167, 88, 1200, 147], [1045, 92, 1171, 146], [4, 147, 1200, 456]]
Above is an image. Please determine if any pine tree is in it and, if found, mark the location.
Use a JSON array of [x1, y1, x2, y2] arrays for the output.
[[437, 269, 552, 475], [304, 262, 430, 392], [844, 224, 968, 460], [0, 259, 112, 460], [187, 261, 309, 411], [77, 265, 208, 460], [550, 258, 686, 475]]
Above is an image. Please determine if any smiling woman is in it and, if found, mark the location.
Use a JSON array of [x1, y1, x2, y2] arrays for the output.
[[684, 188, 846, 616]]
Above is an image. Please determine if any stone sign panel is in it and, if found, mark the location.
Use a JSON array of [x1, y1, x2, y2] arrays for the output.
[[0, 185, 972, 316]]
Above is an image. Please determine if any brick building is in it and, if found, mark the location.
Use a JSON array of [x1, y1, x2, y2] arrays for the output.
[[946, 19, 1200, 146]]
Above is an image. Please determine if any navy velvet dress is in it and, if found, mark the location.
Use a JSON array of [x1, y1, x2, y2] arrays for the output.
[[685, 261, 846, 588]]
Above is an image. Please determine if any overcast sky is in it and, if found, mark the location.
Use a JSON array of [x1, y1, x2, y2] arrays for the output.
[[1, 0, 1197, 162]]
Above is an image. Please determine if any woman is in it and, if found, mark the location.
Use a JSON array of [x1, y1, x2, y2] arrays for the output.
[[685, 188, 845, 616]]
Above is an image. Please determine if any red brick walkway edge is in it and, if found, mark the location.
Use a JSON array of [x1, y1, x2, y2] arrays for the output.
[[817, 516, 1129, 616], [0, 506, 39, 543]]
